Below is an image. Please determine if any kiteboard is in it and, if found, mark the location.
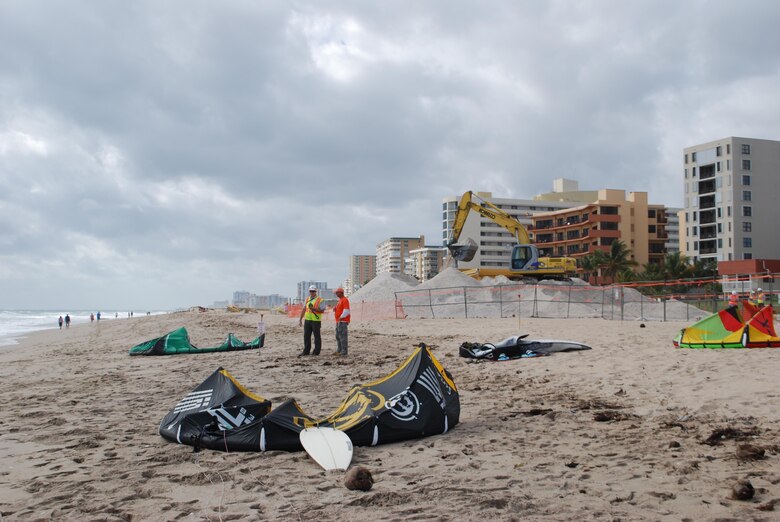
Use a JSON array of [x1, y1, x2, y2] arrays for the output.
[[299, 427, 353, 471]]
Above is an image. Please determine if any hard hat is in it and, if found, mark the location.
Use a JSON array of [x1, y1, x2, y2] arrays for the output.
[[758, 287, 762, 292], [308, 285, 317, 291], [731, 291, 737, 295], [334, 287, 345, 294]]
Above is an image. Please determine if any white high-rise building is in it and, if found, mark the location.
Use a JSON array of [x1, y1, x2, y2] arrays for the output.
[[680, 137, 780, 262], [376, 236, 425, 274]]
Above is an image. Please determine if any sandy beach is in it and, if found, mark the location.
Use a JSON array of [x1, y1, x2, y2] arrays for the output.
[[1, 310, 779, 521]]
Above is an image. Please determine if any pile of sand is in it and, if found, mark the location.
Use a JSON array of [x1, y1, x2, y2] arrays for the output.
[[355, 268, 708, 321]]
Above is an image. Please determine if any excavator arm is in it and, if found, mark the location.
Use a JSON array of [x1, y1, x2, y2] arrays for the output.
[[447, 191, 531, 261]]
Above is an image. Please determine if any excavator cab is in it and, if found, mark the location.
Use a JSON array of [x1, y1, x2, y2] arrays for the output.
[[511, 244, 542, 270]]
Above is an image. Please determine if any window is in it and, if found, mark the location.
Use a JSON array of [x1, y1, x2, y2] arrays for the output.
[[727, 206, 731, 217], [648, 225, 656, 233], [692, 226, 697, 236], [692, 166, 697, 177], [717, 161, 721, 172], [742, 159, 752, 170], [743, 222, 752, 232], [742, 175, 751, 185], [726, 144, 731, 154], [743, 237, 752, 248], [716, 146, 722, 156], [742, 144, 751, 154], [693, 211, 697, 221], [648, 209, 656, 218], [684, 168, 688, 179], [692, 152, 697, 162], [717, 208, 722, 218], [717, 223, 722, 233], [745, 253, 753, 260], [684, 154, 688, 164], [743, 206, 752, 217], [743, 190, 752, 201], [718, 239, 723, 248], [727, 159, 731, 171]]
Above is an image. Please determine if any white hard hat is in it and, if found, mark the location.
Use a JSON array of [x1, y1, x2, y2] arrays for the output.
[[308, 285, 317, 291], [758, 287, 762, 292], [731, 291, 737, 295]]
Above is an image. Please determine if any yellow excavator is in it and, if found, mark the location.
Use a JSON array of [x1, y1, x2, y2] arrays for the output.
[[446, 191, 577, 280]]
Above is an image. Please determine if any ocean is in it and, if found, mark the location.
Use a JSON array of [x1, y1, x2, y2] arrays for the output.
[[0, 310, 169, 347]]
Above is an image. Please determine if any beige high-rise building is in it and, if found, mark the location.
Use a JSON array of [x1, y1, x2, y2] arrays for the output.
[[376, 236, 425, 275], [345, 255, 376, 295], [405, 246, 446, 282], [680, 137, 780, 262]]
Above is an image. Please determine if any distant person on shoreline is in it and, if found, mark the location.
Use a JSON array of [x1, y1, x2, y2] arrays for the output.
[[90, 313, 94, 323], [332, 287, 350, 356], [298, 285, 326, 356], [97, 311, 101, 321], [65, 314, 71, 328], [58, 316, 63, 329]]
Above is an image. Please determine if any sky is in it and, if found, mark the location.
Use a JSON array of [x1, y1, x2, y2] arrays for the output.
[[2, 1, 780, 310]]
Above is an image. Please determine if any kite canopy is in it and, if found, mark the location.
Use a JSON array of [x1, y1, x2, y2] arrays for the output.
[[159, 345, 460, 452], [459, 334, 591, 361], [129, 327, 264, 355], [674, 304, 780, 348]]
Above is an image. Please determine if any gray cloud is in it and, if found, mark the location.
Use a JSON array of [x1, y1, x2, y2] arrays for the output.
[[2, 1, 780, 309]]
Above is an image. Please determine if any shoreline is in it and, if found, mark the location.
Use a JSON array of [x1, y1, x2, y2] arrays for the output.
[[2, 310, 779, 520]]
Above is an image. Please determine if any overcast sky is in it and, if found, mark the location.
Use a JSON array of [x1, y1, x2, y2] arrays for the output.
[[2, 1, 780, 310]]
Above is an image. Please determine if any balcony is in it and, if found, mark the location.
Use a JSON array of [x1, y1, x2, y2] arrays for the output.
[[699, 194, 715, 210], [588, 213, 621, 223], [698, 179, 716, 194], [700, 209, 716, 225], [590, 229, 620, 239]]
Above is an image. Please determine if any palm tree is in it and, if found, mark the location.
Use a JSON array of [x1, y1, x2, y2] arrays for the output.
[[579, 249, 608, 283], [601, 240, 637, 282], [663, 252, 693, 280]]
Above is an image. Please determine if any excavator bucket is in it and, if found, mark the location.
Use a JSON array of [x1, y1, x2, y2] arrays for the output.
[[448, 238, 478, 262]]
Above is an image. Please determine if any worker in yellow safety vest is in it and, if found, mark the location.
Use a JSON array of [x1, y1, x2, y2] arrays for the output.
[[298, 285, 326, 356], [757, 288, 765, 306]]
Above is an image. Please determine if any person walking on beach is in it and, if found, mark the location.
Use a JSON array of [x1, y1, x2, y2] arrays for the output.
[[298, 285, 325, 356], [58, 316, 64, 329], [332, 287, 350, 356], [90, 313, 94, 323], [65, 314, 71, 328], [97, 311, 101, 321]]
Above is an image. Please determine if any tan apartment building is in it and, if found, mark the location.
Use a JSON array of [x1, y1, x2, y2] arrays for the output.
[[680, 137, 780, 262], [531, 189, 668, 268], [376, 236, 425, 275], [405, 246, 446, 282], [344, 255, 377, 296]]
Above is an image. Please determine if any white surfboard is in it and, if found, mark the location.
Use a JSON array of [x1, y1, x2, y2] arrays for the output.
[[299, 427, 353, 471]]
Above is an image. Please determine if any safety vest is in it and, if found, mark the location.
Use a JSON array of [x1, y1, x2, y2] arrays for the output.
[[304, 296, 324, 322], [757, 292, 765, 306], [728, 293, 739, 307]]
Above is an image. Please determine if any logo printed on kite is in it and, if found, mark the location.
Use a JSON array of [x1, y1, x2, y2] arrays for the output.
[[207, 406, 255, 430], [417, 367, 446, 408], [172, 389, 213, 413], [385, 390, 420, 422]]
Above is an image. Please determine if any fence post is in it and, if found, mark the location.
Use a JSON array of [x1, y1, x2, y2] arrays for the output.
[[394, 292, 398, 319], [663, 297, 666, 322], [532, 284, 538, 318], [463, 287, 468, 319], [640, 286, 644, 321], [429, 289, 435, 318], [499, 284, 503, 318], [566, 283, 572, 319]]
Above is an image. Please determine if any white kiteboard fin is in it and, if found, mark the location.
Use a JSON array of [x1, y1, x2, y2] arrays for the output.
[[299, 427, 353, 471]]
